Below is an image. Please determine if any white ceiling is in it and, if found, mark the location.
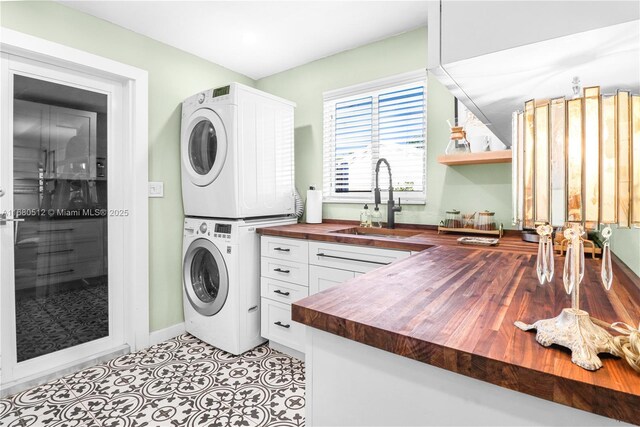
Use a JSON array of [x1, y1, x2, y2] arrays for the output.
[[58, 1, 428, 80], [443, 20, 640, 144]]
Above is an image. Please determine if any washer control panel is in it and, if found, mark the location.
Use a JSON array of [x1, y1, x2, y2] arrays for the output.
[[214, 223, 232, 239]]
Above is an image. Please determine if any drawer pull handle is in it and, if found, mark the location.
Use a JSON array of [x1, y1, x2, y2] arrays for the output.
[[248, 305, 258, 313], [38, 228, 74, 233], [37, 248, 74, 255], [274, 268, 290, 274], [37, 268, 74, 277], [316, 252, 390, 266], [274, 289, 290, 296], [274, 321, 291, 329], [274, 247, 291, 252]]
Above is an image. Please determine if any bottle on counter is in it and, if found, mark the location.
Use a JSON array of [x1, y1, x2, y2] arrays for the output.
[[371, 206, 383, 228], [360, 204, 371, 227]]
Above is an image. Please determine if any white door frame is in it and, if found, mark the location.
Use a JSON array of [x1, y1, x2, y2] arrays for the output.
[[0, 28, 149, 382]]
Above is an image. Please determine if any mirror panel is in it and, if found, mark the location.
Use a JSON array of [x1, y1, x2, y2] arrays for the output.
[[600, 94, 617, 224], [534, 102, 550, 223], [617, 91, 631, 227], [583, 87, 600, 227], [566, 98, 583, 223], [523, 100, 535, 228], [632, 95, 640, 225], [550, 98, 566, 227]]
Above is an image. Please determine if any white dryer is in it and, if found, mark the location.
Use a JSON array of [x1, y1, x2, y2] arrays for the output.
[[182, 216, 296, 355], [181, 83, 296, 219]]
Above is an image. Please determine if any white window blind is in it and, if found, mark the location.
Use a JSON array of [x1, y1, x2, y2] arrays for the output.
[[323, 70, 427, 203]]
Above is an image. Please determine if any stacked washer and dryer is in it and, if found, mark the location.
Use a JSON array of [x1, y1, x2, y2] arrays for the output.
[[180, 83, 297, 355]]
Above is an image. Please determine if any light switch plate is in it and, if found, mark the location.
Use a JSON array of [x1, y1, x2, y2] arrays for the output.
[[148, 182, 164, 198]]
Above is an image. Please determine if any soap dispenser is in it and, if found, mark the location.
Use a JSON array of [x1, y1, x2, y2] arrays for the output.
[[360, 204, 371, 227], [371, 206, 383, 228]]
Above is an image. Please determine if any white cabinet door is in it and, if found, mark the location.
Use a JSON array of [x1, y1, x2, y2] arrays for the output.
[[309, 265, 355, 294], [261, 298, 305, 353], [261, 257, 308, 286], [261, 277, 309, 305], [261, 236, 308, 264]]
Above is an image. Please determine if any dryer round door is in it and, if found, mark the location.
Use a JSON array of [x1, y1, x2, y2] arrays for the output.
[[182, 108, 228, 186], [183, 238, 229, 316]]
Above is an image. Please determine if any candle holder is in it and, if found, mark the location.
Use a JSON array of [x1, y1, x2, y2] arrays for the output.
[[515, 223, 622, 371]]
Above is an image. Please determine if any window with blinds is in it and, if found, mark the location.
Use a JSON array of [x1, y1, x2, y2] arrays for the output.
[[323, 71, 427, 203]]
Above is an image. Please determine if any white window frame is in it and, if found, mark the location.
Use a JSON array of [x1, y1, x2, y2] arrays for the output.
[[323, 69, 427, 204]]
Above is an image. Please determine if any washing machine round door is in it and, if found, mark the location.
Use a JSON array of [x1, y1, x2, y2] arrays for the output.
[[182, 108, 228, 186], [183, 238, 229, 316]]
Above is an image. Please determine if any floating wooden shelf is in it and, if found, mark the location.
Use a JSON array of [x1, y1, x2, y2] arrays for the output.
[[437, 150, 512, 166]]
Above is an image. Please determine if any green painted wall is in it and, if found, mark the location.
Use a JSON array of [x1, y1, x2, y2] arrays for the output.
[[256, 27, 513, 229], [611, 229, 640, 276], [1, 1, 256, 331]]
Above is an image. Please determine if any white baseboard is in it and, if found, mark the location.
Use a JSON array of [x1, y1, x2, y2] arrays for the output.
[[148, 323, 186, 346], [269, 341, 305, 361]]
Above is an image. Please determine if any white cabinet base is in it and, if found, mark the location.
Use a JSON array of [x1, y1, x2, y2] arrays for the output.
[[268, 340, 305, 361], [305, 328, 628, 427]]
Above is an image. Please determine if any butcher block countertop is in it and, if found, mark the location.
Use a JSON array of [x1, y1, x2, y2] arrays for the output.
[[257, 221, 537, 254], [257, 222, 640, 423]]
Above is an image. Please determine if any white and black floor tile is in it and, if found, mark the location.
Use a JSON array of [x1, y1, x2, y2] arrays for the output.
[[0, 334, 305, 427], [15, 277, 109, 363]]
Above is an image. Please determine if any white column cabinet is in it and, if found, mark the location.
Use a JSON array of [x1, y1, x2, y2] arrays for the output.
[[260, 235, 410, 357]]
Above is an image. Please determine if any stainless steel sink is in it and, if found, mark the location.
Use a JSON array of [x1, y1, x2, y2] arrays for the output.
[[330, 227, 420, 239]]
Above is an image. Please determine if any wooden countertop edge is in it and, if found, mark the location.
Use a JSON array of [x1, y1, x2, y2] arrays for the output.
[[291, 304, 640, 424], [257, 224, 536, 254], [258, 230, 435, 252]]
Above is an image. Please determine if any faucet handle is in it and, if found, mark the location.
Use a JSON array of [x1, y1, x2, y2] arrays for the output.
[[394, 198, 402, 212]]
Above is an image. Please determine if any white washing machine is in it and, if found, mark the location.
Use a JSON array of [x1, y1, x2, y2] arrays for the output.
[[182, 216, 296, 355], [181, 83, 296, 219]]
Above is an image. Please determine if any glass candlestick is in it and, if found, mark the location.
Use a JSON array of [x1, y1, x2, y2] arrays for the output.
[[515, 222, 622, 370]]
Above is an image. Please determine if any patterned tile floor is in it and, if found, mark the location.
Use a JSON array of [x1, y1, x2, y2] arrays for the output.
[[15, 278, 109, 362], [0, 334, 305, 427]]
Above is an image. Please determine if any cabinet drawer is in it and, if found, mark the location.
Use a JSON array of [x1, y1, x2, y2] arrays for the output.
[[70, 218, 106, 242], [308, 241, 410, 273], [36, 251, 74, 271], [261, 257, 308, 286], [309, 265, 355, 294], [261, 277, 309, 305], [71, 257, 106, 279], [74, 241, 105, 262], [261, 236, 308, 263], [261, 298, 305, 353]]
